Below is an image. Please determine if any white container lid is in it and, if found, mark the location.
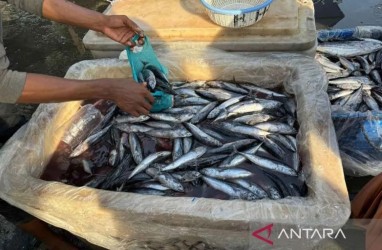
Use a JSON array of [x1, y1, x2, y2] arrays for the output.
[[83, 0, 316, 53]]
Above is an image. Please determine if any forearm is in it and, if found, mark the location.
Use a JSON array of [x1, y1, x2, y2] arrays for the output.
[[42, 0, 106, 32], [17, 73, 111, 103]]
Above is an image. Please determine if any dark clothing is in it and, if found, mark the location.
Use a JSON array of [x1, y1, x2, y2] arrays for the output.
[[0, 0, 44, 226], [0, 199, 33, 225]]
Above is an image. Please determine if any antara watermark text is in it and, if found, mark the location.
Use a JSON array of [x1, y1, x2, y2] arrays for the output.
[[277, 228, 346, 240], [252, 224, 346, 246]]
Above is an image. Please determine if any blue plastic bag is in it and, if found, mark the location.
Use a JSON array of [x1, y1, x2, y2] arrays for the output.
[[126, 35, 172, 112], [332, 111, 382, 176], [126, 35, 168, 82]]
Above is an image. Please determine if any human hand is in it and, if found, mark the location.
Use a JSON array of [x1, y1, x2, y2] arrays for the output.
[[101, 15, 144, 47], [105, 79, 154, 116]]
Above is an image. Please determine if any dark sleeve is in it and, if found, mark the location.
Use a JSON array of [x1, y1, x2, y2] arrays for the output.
[[0, 43, 27, 103], [6, 0, 44, 17]]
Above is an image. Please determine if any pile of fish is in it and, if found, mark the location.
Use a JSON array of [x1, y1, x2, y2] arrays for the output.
[[316, 38, 382, 111], [58, 76, 305, 201]]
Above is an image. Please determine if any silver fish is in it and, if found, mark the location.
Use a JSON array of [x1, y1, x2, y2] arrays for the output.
[[201, 127, 227, 142], [129, 133, 143, 164], [356, 55, 372, 74], [286, 135, 298, 152], [240, 152, 297, 176], [268, 134, 296, 152], [201, 176, 238, 198], [239, 84, 287, 98], [115, 123, 152, 133], [190, 101, 219, 124], [186, 154, 228, 168], [291, 152, 300, 172], [173, 138, 183, 161], [118, 133, 127, 161], [363, 91, 380, 111], [201, 176, 257, 200], [128, 151, 171, 179], [317, 39, 382, 57], [110, 128, 121, 145], [109, 149, 118, 167], [174, 87, 200, 97], [145, 127, 192, 139], [207, 96, 245, 119], [173, 80, 205, 89], [207, 139, 255, 155], [183, 123, 223, 147], [196, 88, 240, 101], [220, 81, 250, 95], [227, 99, 282, 114], [328, 90, 354, 101], [268, 187, 283, 200], [254, 122, 296, 135], [114, 115, 150, 124], [70, 124, 112, 158], [372, 91, 382, 104], [376, 49, 382, 65], [164, 106, 203, 114], [174, 96, 210, 106], [329, 76, 374, 87], [200, 168, 252, 180], [339, 57, 356, 72], [333, 94, 352, 106], [219, 143, 263, 168], [233, 113, 275, 125], [284, 98, 297, 115], [93, 105, 117, 133], [82, 160, 94, 175], [144, 121, 175, 129], [102, 154, 134, 189], [182, 137, 193, 154], [352, 61, 362, 71], [370, 70, 382, 85], [133, 182, 170, 191], [368, 52, 377, 63], [162, 146, 207, 171], [132, 189, 165, 196], [262, 136, 286, 158], [149, 112, 193, 123], [327, 70, 351, 80], [352, 71, 364, 77], [142, 69, 157, 90], [206, 80, 248, 94], [327, 86, 342, 92], [219, 122, 270, 140], [84, 174, 107, 188], [230, 179, 268, 198], [358, 103, 370, 112], [172, 171, 201, 182], [145, 167, 161, 178], [316, 53, 344, 71], [157, 173, 184, 192], [285, 115, 296, 127], [342, 87, 363, 111], [145, 64, 169, 84], [323, 66, 343, 73]]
